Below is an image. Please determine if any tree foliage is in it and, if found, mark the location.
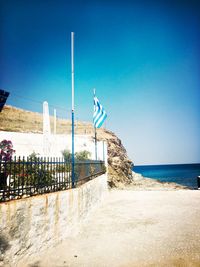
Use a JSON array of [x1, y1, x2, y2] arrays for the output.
[[75, 150, 91, 161], [62, 149, 91, 161], [62, 149, 71, 162]]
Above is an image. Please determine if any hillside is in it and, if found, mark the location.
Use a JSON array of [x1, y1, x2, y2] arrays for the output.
[[0, 105, 134, 187]]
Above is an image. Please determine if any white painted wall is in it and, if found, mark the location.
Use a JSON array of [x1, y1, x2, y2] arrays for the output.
[[0, 131, 107, 163]]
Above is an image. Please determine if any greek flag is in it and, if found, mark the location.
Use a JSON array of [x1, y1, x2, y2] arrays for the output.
[[93, 96, 107, 128]]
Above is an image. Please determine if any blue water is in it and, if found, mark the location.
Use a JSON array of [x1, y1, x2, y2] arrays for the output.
[[133, 164, 200, 189]]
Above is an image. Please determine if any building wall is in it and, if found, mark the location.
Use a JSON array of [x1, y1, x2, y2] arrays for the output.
[[0, 131, 107, 163], [0, 174, 108, 266]]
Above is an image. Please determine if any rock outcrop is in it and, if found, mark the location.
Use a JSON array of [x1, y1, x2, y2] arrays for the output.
[[98, 130, 134, 188], [129, 171, 189, 190]]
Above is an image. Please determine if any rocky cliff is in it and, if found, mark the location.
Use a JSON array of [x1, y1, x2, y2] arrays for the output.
[[97, 130, 134, 188]]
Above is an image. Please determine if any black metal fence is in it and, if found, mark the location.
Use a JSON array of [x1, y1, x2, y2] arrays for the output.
[[0, 157, 106, 202]]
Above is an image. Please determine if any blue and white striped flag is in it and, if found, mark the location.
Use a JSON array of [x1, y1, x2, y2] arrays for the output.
[[93, 96, 107, 128]]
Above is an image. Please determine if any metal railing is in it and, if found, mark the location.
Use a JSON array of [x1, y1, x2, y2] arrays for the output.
[[0, 157, 106, 202]]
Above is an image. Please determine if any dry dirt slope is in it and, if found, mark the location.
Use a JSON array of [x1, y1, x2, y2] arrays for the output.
[[0, 105, 134, 187]]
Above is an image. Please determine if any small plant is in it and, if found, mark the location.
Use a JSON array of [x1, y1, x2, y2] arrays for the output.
[[62, 149, 72, 162], [75, 150, 91, 161], [62, 149, 91, 161], [28, 151, 40, 160], [0, 140, 15, 161]]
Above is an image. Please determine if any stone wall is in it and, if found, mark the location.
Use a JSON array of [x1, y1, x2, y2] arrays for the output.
[[0, 174, 108, 266]]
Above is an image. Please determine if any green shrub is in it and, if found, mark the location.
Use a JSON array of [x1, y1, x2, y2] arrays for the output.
[[75, 150, 91, 160], [62, 149, 91, 161], [62, 149, 71, 162]]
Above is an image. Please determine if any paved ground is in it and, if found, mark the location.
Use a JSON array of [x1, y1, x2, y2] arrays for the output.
[[28, 190, 200, 267]]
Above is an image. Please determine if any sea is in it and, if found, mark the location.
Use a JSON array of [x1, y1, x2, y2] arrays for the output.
[[133, 164, 200, 189]]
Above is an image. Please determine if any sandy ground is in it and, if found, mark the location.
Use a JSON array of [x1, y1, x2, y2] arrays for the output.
[[25, 190, 200, 267]]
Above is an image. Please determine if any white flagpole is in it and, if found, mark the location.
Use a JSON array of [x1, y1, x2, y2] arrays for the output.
[[71, 32, 75, 113], [71, 32, 75, 187]]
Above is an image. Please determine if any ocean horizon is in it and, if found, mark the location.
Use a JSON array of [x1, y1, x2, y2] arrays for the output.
[[133, 163, 200, 189]]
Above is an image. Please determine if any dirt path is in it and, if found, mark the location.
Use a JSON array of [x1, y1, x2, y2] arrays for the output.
[[27, 190, 200, 267]]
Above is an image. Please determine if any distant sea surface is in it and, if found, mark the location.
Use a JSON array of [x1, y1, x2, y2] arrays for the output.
[[133, 164, 200, 188]]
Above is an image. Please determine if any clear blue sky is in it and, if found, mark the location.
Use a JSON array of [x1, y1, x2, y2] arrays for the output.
[[1, 0, 200, 165]]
